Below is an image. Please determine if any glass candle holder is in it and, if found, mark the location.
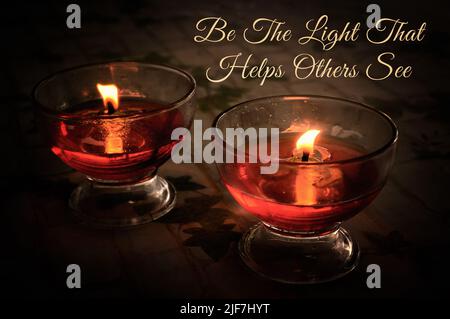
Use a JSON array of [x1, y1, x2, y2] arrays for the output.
[[214, 95, 397, 284], [33, 62, 196, 228]]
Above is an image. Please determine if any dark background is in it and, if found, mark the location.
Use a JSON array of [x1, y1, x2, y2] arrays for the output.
[[0, 0, 449, 299]]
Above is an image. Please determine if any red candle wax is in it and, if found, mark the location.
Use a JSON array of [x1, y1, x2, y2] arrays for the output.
[[47, 98, 183, 182], [221, 132, 381, 234]]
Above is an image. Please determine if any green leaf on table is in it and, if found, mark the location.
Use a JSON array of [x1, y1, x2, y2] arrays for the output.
[[182, 226, 240, 261], [166, 175, 206, 191], [157, 194, 222, 224], [363, 230, 410, 255], [139, 51, 173, 64], [190, 66, 211, 89]]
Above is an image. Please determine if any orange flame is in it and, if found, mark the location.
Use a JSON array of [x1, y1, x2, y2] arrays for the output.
[[96, 84, 123, 154], [294, 129, 321, 204], [96, 83, 119, 112], [296, 129, 320, 156]]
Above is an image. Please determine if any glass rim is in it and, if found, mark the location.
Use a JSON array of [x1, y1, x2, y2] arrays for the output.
[[213, 94, 399, 166], [32, 61, 196, 120]]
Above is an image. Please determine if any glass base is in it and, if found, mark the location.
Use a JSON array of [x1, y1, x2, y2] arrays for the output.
[[69, 175, 176, 228], [239, 223, 359, 284]]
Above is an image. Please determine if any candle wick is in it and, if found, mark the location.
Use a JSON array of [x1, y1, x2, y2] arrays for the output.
[[105, 101, 116, 115], [301, 151, 310, 162]]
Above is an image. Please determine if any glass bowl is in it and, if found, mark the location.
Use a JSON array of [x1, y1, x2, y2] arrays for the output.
[[214, 95, 397, 283], [33, 62, 196, 227]]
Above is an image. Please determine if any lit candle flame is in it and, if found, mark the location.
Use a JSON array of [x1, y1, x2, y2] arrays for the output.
[[96, 83, 123, 154], [96, 83, 119, 113], [294, 130, 320, 205], [295, 129, 320, 161]]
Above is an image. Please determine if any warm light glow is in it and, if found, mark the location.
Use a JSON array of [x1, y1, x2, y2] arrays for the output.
[[105, 135, 124, 154], [96, 84, 124, 153], [294, 130, 321, 205], [296, 129, 320, 155], [96, 83, 119, 112]]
